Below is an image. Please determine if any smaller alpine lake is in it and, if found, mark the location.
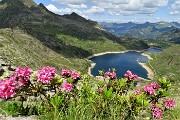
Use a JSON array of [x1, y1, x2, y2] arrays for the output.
[[89, 47, 162, 79]]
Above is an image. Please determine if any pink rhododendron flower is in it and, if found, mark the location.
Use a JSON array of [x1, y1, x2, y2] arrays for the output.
[[124, 70, 138, 80], [15, 67, 31, 87], [105, 71, 116, 79], [133, 74, 138, 80], [37, 66, 56, 84], [61, 69, 71, 77], [151, 103, 156, 109], [105, 71, 111, 76], [111, 72, 116, 79], [61, 82, 73, 92], [153, 108, 163, 119], [71, 71, 80, 80], [134, 90, 141, 95], [0, 77, 16, 99], [15, 67, 31, 77], [150, 82, 159, 89], [163, 99, 175, 109], [99, 87, 103, 93], [143, 84, 155, 95]]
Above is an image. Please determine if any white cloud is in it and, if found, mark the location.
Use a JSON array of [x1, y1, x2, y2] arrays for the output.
[[84, 6, 104, 15], [170, 0, 180, 15], [46, 2, 180, 23], [96, 0, 168, 15], [46, 4, 60, 13], [142, 0, 168, 8], [67, 4, 87, 8], [52, 0, 169, 16], [46, 4, 83, 15], [46, 4, 104, 17]]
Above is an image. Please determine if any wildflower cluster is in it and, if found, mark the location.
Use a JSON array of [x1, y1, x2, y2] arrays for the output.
[[98, 70, 175, 119], [124, 70, 138, 80], [153, 108, 163, 119], [15, 67, 31, 86], [100, 70, 138, 93], [37, 66, 56, 84], [105, 71, 116, 80], [71, 71, 80, 81], [0, 77, 16, 99], [133, 79, 175, 119], [143, 84, 156, 95], [61, 82, 73, 92], [61, 69, 71, 77], [163, 99, 175, 109], [0, 67, 80, 100], [0, 66, 31, 99], [61, 70, 80, 83]]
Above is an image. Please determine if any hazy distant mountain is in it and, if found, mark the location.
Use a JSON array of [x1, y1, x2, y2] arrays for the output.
[[100, 21, 180, 39], [100, 22, 136, 35]]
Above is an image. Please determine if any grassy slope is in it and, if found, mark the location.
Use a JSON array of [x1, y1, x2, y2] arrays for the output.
[[0, 28, 90, 71], [0, 28, 126, 72], [57, 34, 125, 54], [150, 45, 180, 82], [149, 45, 180, 119]]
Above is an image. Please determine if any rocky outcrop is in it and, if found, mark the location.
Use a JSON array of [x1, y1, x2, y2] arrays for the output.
[[0, 57, 15, 80]]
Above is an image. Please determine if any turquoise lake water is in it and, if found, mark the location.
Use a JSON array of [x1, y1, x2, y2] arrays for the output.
[[89, 47, 162, 79]]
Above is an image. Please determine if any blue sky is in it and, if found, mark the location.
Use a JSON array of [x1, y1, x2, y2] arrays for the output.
[[34, 0, 180, 23]]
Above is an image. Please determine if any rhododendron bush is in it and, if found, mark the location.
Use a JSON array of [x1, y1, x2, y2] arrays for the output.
[[0, 67, 175, 119]]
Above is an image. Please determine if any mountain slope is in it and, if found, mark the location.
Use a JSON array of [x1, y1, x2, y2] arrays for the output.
[[0, 28, 91, 71], [0, 0, 149, 71], [150, 45, 180, 82], [157, 28, 180, 44]]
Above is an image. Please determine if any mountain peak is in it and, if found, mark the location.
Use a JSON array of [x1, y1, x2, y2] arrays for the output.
[[71, 12, 79, 16], [69, 12, 85, 20], [63, 12, 87, 22]]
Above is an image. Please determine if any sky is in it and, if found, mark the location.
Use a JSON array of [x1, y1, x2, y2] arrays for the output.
[[33, 0, 180, 23]]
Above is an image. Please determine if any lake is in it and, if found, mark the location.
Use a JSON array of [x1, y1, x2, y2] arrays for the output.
[[89, 47, 162, 79]]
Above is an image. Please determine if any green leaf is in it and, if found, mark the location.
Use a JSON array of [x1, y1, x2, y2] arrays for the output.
[[158, 78, 171, 90], [67, 78, 74, 83], [57, 78, 63, 84], [143, 100, 149, 107], [159, 89, 169, 97], [135, 94, 149, 107], [119, 78, 127, 87], [103, 87, 113, 100], [50, 95, 64, 110], [98, 70, 104, 76]]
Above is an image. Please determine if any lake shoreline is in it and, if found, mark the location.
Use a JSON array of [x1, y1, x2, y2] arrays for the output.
[[87, 49, 154, 80], [87, 50, 145, 59], [138, 62, 154, 80]]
